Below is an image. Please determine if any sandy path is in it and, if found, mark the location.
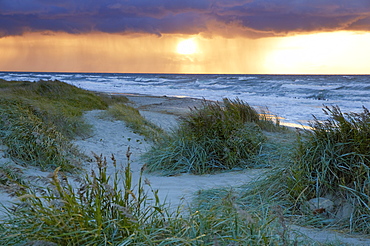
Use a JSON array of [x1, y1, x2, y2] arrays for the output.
[[73, 109, 264, 208]]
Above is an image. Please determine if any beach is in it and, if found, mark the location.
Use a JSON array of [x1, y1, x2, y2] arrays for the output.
[[1, 93, 370, 245], [0, 94, 264, 212]]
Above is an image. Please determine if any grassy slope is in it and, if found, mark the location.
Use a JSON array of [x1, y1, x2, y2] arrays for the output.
[[0, 79, 110, 171]]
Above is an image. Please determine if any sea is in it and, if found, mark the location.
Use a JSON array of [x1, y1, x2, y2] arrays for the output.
[[1, 72, 369, 127]]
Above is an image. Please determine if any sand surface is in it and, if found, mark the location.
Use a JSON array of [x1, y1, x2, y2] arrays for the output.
[[1, 94, 369, 245]]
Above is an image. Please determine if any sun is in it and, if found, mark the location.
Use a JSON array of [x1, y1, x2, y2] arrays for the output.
[[177, 39, 197, 55]]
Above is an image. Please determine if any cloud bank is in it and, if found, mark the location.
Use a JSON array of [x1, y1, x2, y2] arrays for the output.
[[1, 0, 370, 38]]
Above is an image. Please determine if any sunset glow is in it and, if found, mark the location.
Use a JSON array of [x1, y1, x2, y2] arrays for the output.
[[1, 31, 369, 74], [265, 31, 370, 74], [1, 1, 370, 74], [177, 39, 197, 55]]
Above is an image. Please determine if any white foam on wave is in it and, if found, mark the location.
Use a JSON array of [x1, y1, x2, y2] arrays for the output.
[[281, 83, 342, 91], [238, 76, 258, 81]]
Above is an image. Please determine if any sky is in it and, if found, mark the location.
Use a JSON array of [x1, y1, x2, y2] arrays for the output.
[[1, 0, 370, 74]]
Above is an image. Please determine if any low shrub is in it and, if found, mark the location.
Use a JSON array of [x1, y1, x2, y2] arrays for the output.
[[143, 98, 272, 175]]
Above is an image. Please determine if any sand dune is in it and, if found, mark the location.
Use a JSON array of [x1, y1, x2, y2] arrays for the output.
[[1, 94, 369, 245]]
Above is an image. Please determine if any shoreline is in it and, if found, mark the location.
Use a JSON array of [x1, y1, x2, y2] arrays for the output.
[[108, 92, 309, 129]]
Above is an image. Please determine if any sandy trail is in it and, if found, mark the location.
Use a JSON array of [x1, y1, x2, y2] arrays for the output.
[[73, 109, 263, 209]]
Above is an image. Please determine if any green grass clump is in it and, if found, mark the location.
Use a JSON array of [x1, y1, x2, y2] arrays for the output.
[[0, 98, 82, 171], [188, 188, 294, 245], [244, 105, 370, 234], [296, 106, 370, 195], [223, 98, 283, 132], [292, 105, 370, 232], [103, 103, 165, 142], [95, 92, 130, 105], [6, 79, 108, 114], [0, 80, 110, 171], [143, 98, 280, 175], [0, 152, 301, 246], [0, 151, 163, 245]]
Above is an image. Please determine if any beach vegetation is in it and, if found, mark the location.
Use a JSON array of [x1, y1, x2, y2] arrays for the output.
[[0, 163, 28, 196], [0, 152, 302, 245], [223, 98, 284, 132], [242, 105, 370, 233], [0, 151, 156, 245], [0, 79, 110, 171], [143, 98, 282, 175]]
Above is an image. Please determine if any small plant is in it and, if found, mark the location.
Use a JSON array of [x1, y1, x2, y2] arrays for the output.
[[0, 163, 28, 196], [0, 149, 166, 245], [143, 98, 271, 175]]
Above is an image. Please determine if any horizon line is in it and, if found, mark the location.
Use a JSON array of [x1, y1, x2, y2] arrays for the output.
[[1, 71, 370, 76]]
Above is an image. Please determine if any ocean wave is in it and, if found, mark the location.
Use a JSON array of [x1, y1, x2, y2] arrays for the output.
[[238, 76, 257, 81], [281, 83, 342, 91]]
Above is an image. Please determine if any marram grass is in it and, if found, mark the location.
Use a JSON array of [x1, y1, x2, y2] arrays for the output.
[[293, 105, 370, 233], [0, 79, 124, 171], [143, 98, 283, 175], [0, 150, 159, 245], [0, 151, 304, 246], [243, 105, 370, 234]]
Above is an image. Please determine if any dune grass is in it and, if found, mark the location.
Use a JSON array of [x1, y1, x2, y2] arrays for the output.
[[293, 105, 370, 232], [0, 150, 159, 245], [0, 163, 27, 196], [242, 105, 370, 234], [0, 151, 306, 246], [0, 79, 110, 171], [143, 98, 283, 175]]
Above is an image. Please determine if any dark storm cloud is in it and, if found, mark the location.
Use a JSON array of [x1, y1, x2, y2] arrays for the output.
[[1, 0, 370, 37]]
